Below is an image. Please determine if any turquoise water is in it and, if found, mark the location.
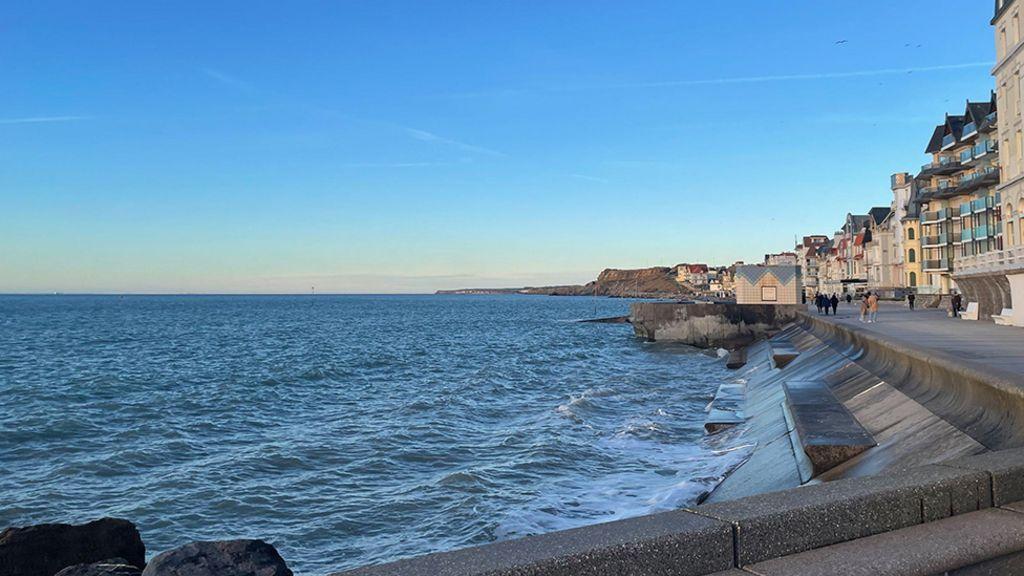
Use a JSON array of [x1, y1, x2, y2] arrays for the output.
[[0, 295, 742, 574]]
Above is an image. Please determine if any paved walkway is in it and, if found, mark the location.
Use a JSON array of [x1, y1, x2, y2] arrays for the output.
[[807, 301, 1024, 377]]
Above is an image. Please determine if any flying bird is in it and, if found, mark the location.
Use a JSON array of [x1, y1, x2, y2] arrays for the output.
[[835, 40, 848, 45]]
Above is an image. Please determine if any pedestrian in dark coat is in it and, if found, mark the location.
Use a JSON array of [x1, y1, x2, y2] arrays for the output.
[[830, 294, 840, 315]]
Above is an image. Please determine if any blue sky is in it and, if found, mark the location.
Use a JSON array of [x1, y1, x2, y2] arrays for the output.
[[0, 1, 999, 293]]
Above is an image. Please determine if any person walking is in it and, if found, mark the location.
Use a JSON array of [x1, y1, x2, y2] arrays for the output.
[[952, 293, 963, 318], [908, 293, 916, 310], [846, 293, 852, 305], [868, 292, 879, 323], [830, 293, 840, 316], [859, 292, 869, 322], [815, 293, 823, 315]]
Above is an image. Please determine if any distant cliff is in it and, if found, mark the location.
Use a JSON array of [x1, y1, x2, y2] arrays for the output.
[[437, 267, 692, 299]]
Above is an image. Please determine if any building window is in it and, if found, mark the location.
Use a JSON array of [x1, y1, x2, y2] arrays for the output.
[[907, 227, 915, 240], [908, 248, 916, 263], [909, 272, 917, 287], [761, 286, 777, 302]]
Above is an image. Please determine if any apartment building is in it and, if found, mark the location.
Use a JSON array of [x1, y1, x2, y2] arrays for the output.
[[916, 95, 1001, 295], [891, 173, 924, 292], [946, 0, 1024, 323], [865, 206, 898, 296]]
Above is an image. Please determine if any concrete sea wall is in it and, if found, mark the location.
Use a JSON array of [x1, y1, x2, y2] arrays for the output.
[[797, 312, 1024, 450], [332, 307, 1024, 574], [629, 303, 802, 349], [335, 448, 1024, 575]]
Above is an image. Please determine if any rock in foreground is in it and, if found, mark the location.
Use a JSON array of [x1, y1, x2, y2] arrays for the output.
[[0, 518, 145, 576], [55, 558, 143, 576], [141, 540, 292, 576]]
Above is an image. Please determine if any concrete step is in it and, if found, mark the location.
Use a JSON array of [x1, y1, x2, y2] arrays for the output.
[[705, 382, 746, 434], [743, 505, 1024, 576], [769, 340, 799, 369], [726, 348, 748, 369], [782, 380, 876, 479]]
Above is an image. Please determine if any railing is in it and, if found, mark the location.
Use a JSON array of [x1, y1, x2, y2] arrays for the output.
[[960, 229, 974, 242], [921, 207, 959, 223], [920, 156, 959, 172], [942, 133, 957, 149], [974, 140, 997, 158], [974, 225, 990, 238], [955, 244, 1024, 276], [962, 121, 978, 138], [959, 202, 972, 216], [923, 258, 951, 271], [960, 148, 974, 163], [923, 235, 943, 246]]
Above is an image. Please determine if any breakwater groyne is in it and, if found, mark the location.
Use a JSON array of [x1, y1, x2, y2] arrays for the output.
[[629, 302, 802, 349]]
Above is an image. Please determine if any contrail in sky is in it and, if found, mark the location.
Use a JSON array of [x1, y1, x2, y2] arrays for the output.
[[0, 115, 91, 125]]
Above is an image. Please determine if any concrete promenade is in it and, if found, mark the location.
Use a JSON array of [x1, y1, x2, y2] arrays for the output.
[[808, 301, 1024, 378]]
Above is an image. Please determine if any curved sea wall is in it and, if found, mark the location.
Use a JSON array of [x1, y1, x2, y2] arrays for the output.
[[954, 272, 1013, 321], [797, 312, 1024, 450]]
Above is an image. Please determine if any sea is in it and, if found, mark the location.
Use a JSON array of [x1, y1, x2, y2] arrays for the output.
[[0, 294, 751, 575]]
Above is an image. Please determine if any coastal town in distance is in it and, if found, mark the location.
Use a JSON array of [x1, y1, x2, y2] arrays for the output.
[[8, 2, 1024, 576]]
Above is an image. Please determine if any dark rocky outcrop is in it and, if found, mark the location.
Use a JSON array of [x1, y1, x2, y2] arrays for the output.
[[438, 267, 694, 299], [141, 540, 292, 576], [54, 558, 142, 576], [0, 518, 145, 576]]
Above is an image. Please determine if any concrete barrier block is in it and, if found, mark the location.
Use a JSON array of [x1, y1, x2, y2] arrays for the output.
[[333, 510, 733, 576], [939, 447, 1024, 506], [692, 465, 990, 566]]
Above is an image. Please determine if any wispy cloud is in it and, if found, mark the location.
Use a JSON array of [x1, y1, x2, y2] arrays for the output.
[[338, 160, 469, 168], [570, 173, 609, 183], [405, 127, 508, 158], [0, 115, 91, 125], [610, 62, 994, 89], [200, 67, 257, 94], [446, 61, 994, 98], [605, 160, 670, 168]]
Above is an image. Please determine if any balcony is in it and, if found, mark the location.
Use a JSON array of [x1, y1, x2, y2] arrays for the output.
[[942, 133, 957, 150], [974, 225, 990, 238], [920, 181, 960, 200], [962, 121, 979, 139], [973, 140, 997, 159], [923, 258, 952, 271], [957, 166, 1000, 194], [921, 207, 961, 223], [919, 157, 961, 176], [971, 196, 994, 213], [960, 229, 974, 242]]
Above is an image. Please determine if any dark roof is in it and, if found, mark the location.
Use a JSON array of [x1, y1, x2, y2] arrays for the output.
[[995, 0, 1016, 24], [868, 206, 893, 226], [925, 125, 946, 154], [945, 115, 966, 142]]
